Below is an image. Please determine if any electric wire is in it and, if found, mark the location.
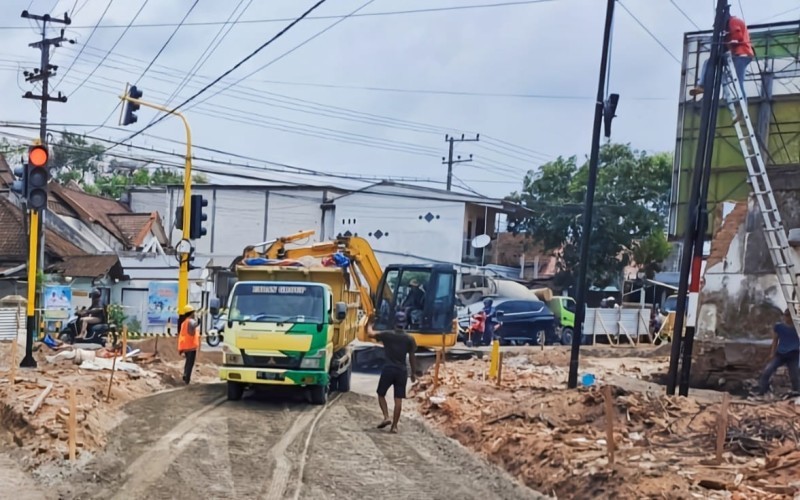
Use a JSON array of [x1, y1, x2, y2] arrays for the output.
[[66, 0, 150, 96], [106, 0, 331, 152], [618, 1, 682, 64], [1, 1, 555, 30], [669, 0, 701, 30], [53, 0, 115, 89]]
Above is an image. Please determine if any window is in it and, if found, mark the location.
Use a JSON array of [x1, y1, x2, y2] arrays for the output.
[[229, 283, 324, 323]]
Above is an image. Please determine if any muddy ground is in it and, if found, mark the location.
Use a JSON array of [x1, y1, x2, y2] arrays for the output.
[[26, 384, 542, 500]]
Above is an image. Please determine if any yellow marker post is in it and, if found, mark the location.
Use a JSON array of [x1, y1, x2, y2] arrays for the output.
[[20, 210, 40, 368], [489, 339, 500, 379]]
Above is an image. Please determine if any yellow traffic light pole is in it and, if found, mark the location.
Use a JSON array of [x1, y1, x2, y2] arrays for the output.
[[118, 93, 193, 313]]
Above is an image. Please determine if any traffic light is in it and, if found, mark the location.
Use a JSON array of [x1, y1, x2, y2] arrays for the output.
[[10, 164, 26, 196], [26, 145, 49, 211], [122, 85, 143, 126], [189, 194, 208, 240]]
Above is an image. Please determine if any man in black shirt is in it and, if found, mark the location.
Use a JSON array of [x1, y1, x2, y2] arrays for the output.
[[367, 311, 419, 433]]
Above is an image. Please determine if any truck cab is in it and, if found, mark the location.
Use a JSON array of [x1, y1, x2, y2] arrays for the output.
[[220, 273, 355, 404]]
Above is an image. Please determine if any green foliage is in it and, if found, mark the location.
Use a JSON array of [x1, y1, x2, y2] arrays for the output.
[[50, 131, 208, 199], [107, 304, 127, 328], [0, 138, 26, 157], [126, 317, 142, 334], [507, 143, 673, 288], [632, 230, 673, 279]]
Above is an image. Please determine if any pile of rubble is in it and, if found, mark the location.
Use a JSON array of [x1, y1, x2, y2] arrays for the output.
[[415, 351, 800, 499], [0, 339, 219, 468]]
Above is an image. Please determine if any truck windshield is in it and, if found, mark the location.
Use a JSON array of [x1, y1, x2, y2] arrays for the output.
[[229, 284, 325, 324]]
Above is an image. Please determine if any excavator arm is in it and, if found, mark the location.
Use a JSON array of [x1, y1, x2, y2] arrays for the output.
[[245, 231, 383, 319]]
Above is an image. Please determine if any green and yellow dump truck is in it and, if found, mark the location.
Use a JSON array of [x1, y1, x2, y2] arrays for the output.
[[220, 262, 360, 404]]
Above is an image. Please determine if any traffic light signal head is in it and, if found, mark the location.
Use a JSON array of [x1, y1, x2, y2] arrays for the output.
[[122, 85, 143, 126], [189, 194, 208, 240], [26, 145, 49, 210], [10, 165, 26, 196]]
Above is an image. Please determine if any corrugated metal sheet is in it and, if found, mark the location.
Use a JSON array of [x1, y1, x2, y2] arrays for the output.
[[583, 308, 651, 338], [0, 307, 25, 341]]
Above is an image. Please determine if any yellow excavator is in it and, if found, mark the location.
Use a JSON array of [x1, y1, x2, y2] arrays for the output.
[[236, 230, 459, 348]]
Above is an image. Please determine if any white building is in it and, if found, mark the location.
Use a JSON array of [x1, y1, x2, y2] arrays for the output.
[[128, 181, 525, 272]]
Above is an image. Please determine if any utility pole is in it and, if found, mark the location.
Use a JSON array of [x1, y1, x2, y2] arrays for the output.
[[667, 0, 730, 396], [442, 133, 479, 191], [567, 0, 618, 389], [18, 9, 72, 369]]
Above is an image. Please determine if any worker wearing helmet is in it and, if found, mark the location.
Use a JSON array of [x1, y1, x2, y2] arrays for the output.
[[178, 304, 200, 384]]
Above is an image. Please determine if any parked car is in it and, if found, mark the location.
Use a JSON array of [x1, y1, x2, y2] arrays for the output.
[[459, 299, 560, 346]]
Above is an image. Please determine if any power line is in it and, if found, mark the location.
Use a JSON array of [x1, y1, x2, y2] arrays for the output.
[[255, 78, 672, 101], [110, 0, 331, 151], [65, 0, 150, 96], [669, 0, 701, 30], [53, 0, 114, 89], [618, 1, 682, 65], [149, 0, 252, 125], [0, 1, 556, 30], [182, 0, 378, 114]]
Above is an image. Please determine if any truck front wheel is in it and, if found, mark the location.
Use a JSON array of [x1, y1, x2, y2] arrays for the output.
[[337, 364, 352, 393], [309, 383, 329, 405], [227, 381, 244, 401]]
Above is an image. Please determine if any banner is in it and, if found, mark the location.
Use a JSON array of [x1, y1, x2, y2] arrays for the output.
[[43, 285, 72, 320], [147, 282, 179, 326]]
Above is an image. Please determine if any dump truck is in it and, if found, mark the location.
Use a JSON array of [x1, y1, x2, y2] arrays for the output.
[[220, 231, 459, 404]]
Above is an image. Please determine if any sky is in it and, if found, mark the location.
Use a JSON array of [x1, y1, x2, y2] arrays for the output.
[[0, 0, 798, 198]]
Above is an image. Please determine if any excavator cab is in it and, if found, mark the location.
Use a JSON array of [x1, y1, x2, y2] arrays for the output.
[[373, 263, 458, 347]]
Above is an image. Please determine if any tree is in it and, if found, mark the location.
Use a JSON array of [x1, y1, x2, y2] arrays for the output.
[[50, 132, 207, 198], [507, 143, 672, 288]]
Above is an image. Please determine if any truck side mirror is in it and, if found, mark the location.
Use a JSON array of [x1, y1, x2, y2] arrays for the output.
[[209, 297, 221, 316], [335, 302, 347, 321]]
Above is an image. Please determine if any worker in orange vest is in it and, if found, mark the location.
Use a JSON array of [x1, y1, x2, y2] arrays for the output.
[[690, 14, 754, 99], [178, 304, 200, 384]]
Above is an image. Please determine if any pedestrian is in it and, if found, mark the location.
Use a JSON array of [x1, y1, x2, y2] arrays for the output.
[[177, 304, 200, 385], [690, 14, 754, 99], [756, 309, 800, 395], [367, 311, 419, 433], [480, 298, 501, 346]]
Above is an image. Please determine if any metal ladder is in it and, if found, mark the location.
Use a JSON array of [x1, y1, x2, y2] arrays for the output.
[[721, 53, 800, 332]]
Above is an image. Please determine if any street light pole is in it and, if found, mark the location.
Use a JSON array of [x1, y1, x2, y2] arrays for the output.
[[118, 92, 193, 313], [567, 0, 616, 389]]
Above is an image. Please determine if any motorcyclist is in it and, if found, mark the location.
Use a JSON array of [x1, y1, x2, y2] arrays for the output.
[[76, 289, 106, 339]]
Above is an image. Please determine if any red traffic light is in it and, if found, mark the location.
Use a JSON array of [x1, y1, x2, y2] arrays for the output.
[[28, 145, 48, 167]]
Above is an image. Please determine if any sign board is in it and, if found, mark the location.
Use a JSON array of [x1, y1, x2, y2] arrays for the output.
[[147, 282, 179, 326], [43, 285, 73, 320]]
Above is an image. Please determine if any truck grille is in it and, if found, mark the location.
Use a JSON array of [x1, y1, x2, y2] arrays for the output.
[[241, 352, 301, 369]]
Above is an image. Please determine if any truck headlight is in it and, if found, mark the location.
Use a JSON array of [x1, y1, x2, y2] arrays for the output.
[[224, 353, 243, 366], [300, 352, 324, 369]]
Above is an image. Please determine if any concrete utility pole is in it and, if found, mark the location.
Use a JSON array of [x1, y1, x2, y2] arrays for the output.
[[442, 133, 479, 191], [18, 9, 72, 368], [667, 0, 730, 396]]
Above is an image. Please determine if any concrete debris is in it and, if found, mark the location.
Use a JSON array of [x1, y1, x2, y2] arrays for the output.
[[415, 349, 800, 499]]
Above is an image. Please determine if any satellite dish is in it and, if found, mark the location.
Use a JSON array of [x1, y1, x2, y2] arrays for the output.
[[471, 234, 491, 249]]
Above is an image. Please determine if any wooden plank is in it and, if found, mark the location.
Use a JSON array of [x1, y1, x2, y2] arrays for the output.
[[715, 393, 731, 463], [68, 386, 77, 461], [28, 382, 53, 415], [603, 385, 615, 464]]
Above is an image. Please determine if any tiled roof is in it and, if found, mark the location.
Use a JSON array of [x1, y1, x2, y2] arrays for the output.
[[48, 183, 131, 244], [0, 155, 14, 188], [48, 254, 125, 279], [0, 196, 85, 260], [109, 212, 164, 248]]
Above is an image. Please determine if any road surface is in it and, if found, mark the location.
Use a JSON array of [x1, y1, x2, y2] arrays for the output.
[[48, 384, 543, 500]]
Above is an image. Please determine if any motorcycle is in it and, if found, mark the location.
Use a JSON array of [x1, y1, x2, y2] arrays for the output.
[[205, 313, 226, 347], [59, 309, 117, 347]]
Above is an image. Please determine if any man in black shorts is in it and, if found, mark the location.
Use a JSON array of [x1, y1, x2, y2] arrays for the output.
[[367, 311, 418, 433]]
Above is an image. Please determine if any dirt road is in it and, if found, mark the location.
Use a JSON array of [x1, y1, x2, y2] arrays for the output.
[[43, 384, 543, 500]]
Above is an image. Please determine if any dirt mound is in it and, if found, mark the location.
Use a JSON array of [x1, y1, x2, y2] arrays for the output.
[[416, 353, 800, 499]]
